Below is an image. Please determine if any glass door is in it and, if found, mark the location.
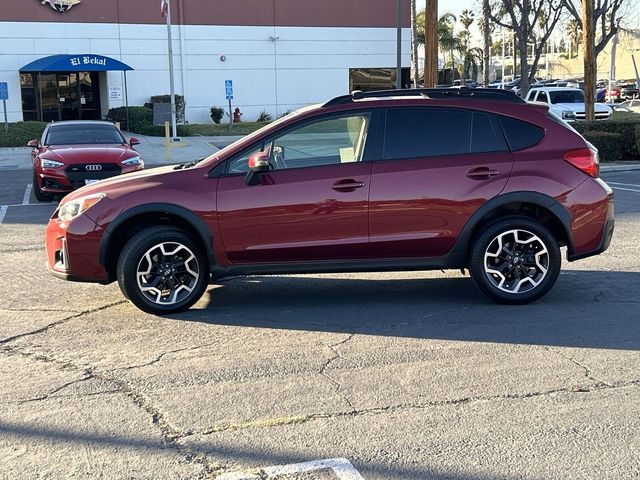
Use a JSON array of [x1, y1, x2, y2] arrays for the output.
[[38, 73, 60, 122], [57, 73, 79, 121]]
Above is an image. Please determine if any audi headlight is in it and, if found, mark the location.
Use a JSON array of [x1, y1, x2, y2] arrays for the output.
[[122, 156, 142, 166], [41, 159, 64, 169], [562, 110, 576, 120], [58, 194, 105, 222]]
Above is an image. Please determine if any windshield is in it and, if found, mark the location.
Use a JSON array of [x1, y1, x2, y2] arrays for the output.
[[549, 90, 584, 104], [45, 124, 125, 145]]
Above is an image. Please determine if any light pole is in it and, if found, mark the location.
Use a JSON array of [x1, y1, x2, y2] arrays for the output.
[[396, 0, 402, 89]]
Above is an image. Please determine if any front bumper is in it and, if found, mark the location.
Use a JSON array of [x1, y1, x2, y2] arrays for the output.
[[37, 164, 143, 193], [45, 212, 110, 283]]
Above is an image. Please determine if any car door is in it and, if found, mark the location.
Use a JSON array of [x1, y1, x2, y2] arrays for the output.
[[216, 111, 375, 264], [369, 107, 513, 258]]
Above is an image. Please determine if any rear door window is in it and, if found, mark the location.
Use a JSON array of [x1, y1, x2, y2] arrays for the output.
[[470, 112, 508, 153], [498, 115, 545, 151], [383, 108, 470, 160]]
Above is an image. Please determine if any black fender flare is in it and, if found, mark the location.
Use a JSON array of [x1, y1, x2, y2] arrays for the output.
[[449, 191, 574, 260], [98, 203, 216, 271]]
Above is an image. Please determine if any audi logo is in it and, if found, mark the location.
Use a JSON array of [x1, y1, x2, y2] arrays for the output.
[[85, 165, 103, 171]]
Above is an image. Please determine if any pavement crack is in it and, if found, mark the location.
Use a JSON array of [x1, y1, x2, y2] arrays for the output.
[[187, 380, 640, 438], [0, 300, 127, 345], [15, 370, 96, 405], [545, 346, 613, 388], [111, 342, 220, 372], [319, 334, 357, 413]]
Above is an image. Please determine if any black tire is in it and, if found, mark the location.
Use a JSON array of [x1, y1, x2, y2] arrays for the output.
[[32, 171, 53, 202], [469, 217, 561, 305], [117, 226, 210, 314]]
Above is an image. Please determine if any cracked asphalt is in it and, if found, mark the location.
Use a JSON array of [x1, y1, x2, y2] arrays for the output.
[[1, 169, 639, 479]]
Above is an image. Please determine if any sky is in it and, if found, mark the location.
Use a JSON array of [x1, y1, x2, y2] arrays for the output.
[[417, 0, 475, 17]]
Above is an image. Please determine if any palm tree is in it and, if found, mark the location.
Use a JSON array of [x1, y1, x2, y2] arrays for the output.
[[481, 0, 492, 85], [566, 19, 581, 59], [437, 13, 458, 84]]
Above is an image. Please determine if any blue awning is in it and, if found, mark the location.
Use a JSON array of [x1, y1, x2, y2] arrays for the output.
[[21, 54, 133, 72]]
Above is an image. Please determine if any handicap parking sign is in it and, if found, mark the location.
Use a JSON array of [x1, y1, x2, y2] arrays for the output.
[[225, 80, 233, 100], [0, 82, 8, 101]]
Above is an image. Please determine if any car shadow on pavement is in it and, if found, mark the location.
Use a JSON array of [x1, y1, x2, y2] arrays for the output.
[[171, 269, 640, 351]]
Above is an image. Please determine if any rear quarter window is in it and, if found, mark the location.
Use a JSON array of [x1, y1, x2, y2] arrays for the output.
[[498, 115, 545, 151]]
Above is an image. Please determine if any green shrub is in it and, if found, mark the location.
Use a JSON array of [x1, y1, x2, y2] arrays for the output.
[[257, 111, 273, 123], [581, 131, 624, 162], [0, 121, 47, 148], [137, 124, 193, 137], [150, 95, 185, 123], [210, 107, 224, 124], [106, 106, 153, 132], [573, 119, 640, 159]]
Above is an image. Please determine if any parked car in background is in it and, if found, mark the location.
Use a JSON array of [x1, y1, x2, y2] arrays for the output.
[[613, 99, 640, 113], [619, 83, 639, 100], [525, 87, 612, 121], [30, 121, 144, 202], [45, 88, 614, 313]]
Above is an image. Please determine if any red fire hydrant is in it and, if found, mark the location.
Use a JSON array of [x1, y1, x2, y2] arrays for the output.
[[233, 107, 242, 123]]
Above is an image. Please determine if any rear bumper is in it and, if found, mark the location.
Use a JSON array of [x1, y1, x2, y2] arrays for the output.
[[565, 178, 615, 261]]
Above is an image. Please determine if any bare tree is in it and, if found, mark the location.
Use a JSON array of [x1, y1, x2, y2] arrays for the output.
[[490, 0, 564, 97], [562, 0, 625, 57]]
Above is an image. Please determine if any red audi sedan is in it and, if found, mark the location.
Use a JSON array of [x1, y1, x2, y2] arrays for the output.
[[29, 121, 144, 201]]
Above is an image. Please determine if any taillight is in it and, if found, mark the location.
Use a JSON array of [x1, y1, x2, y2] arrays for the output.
[[563, 148, 599, 178]]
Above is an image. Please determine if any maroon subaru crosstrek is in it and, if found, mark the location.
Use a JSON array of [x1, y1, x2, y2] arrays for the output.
[[45, 88, 614, 314]]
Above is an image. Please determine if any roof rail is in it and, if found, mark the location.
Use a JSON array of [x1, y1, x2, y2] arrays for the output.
[[322, 87, 525, 107]]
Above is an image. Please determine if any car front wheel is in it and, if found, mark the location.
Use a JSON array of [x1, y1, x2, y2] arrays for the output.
[[32, 171, 54, 202], [117, 227, 210, 314], [469, 217, 561, 304]]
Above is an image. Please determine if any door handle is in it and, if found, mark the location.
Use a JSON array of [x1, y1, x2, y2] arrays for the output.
[[332, 179, 366, 191], [466, 167, 500, 180]]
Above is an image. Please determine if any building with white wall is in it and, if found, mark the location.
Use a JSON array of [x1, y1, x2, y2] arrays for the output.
[[0, 0, 411, 124]]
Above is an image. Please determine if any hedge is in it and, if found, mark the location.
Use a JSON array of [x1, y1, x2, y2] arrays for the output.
[[636, 125, 640, 157], [0, 121, 48, 148], [573, 119, 640, 160], [106, 106, 153, 133], [581, 131, 625, 163]]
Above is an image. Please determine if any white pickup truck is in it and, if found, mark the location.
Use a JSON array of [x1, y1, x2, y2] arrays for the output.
[[525, 87, 612, 121]]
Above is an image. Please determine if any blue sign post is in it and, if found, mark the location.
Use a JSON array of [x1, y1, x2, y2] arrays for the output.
[[0, 82, 8, 131], [225, 80, 234, 134]]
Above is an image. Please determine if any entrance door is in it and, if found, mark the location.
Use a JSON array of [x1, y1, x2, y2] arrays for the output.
[[35, 72, 101, 121], [57, 73, 79, 121]]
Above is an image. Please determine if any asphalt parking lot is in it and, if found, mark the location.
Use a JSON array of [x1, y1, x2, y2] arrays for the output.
[[1, 168, 639, 479]]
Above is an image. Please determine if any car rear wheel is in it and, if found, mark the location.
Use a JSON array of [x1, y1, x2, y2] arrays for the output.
[[117, 227, 210, 314], [32, 171, 54, 202], [469, 217, 561, 304]]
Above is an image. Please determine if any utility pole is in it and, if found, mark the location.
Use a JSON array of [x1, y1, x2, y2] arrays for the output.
[[512, 31, 517, 79], [582, 0, 595, 121], [396, 0, 402, 89], [423, 0, 438, 87], [164, 0, 179, 140], [608, 34, 617, 104]]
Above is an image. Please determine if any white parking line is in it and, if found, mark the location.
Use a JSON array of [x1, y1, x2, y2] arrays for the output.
[[22, 184, 32, 205], [217, 458, 365, 480], [608, 181, 640, 188], [612, 186, 640, 193], [0, 206, 7, 226]]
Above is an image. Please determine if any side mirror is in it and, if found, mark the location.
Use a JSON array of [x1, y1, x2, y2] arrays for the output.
[[129, 137, 140, 146], [248, 152, 270, 173], [244, 152, 270, 186], [27, 139, 39, 148]]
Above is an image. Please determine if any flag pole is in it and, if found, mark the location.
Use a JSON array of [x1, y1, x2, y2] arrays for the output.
[[165, 0, 178, 141]]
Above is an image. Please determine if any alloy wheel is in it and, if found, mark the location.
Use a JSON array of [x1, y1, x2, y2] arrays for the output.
[[483, 229, 550, 294], [136, 242, 200, 305]]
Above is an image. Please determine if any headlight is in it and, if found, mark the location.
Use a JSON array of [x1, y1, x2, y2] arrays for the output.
[[41, 159, 64, 168], [122, 156, 142, 166], [58, 193, 105, 222], [561, 110, 576, 120]]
